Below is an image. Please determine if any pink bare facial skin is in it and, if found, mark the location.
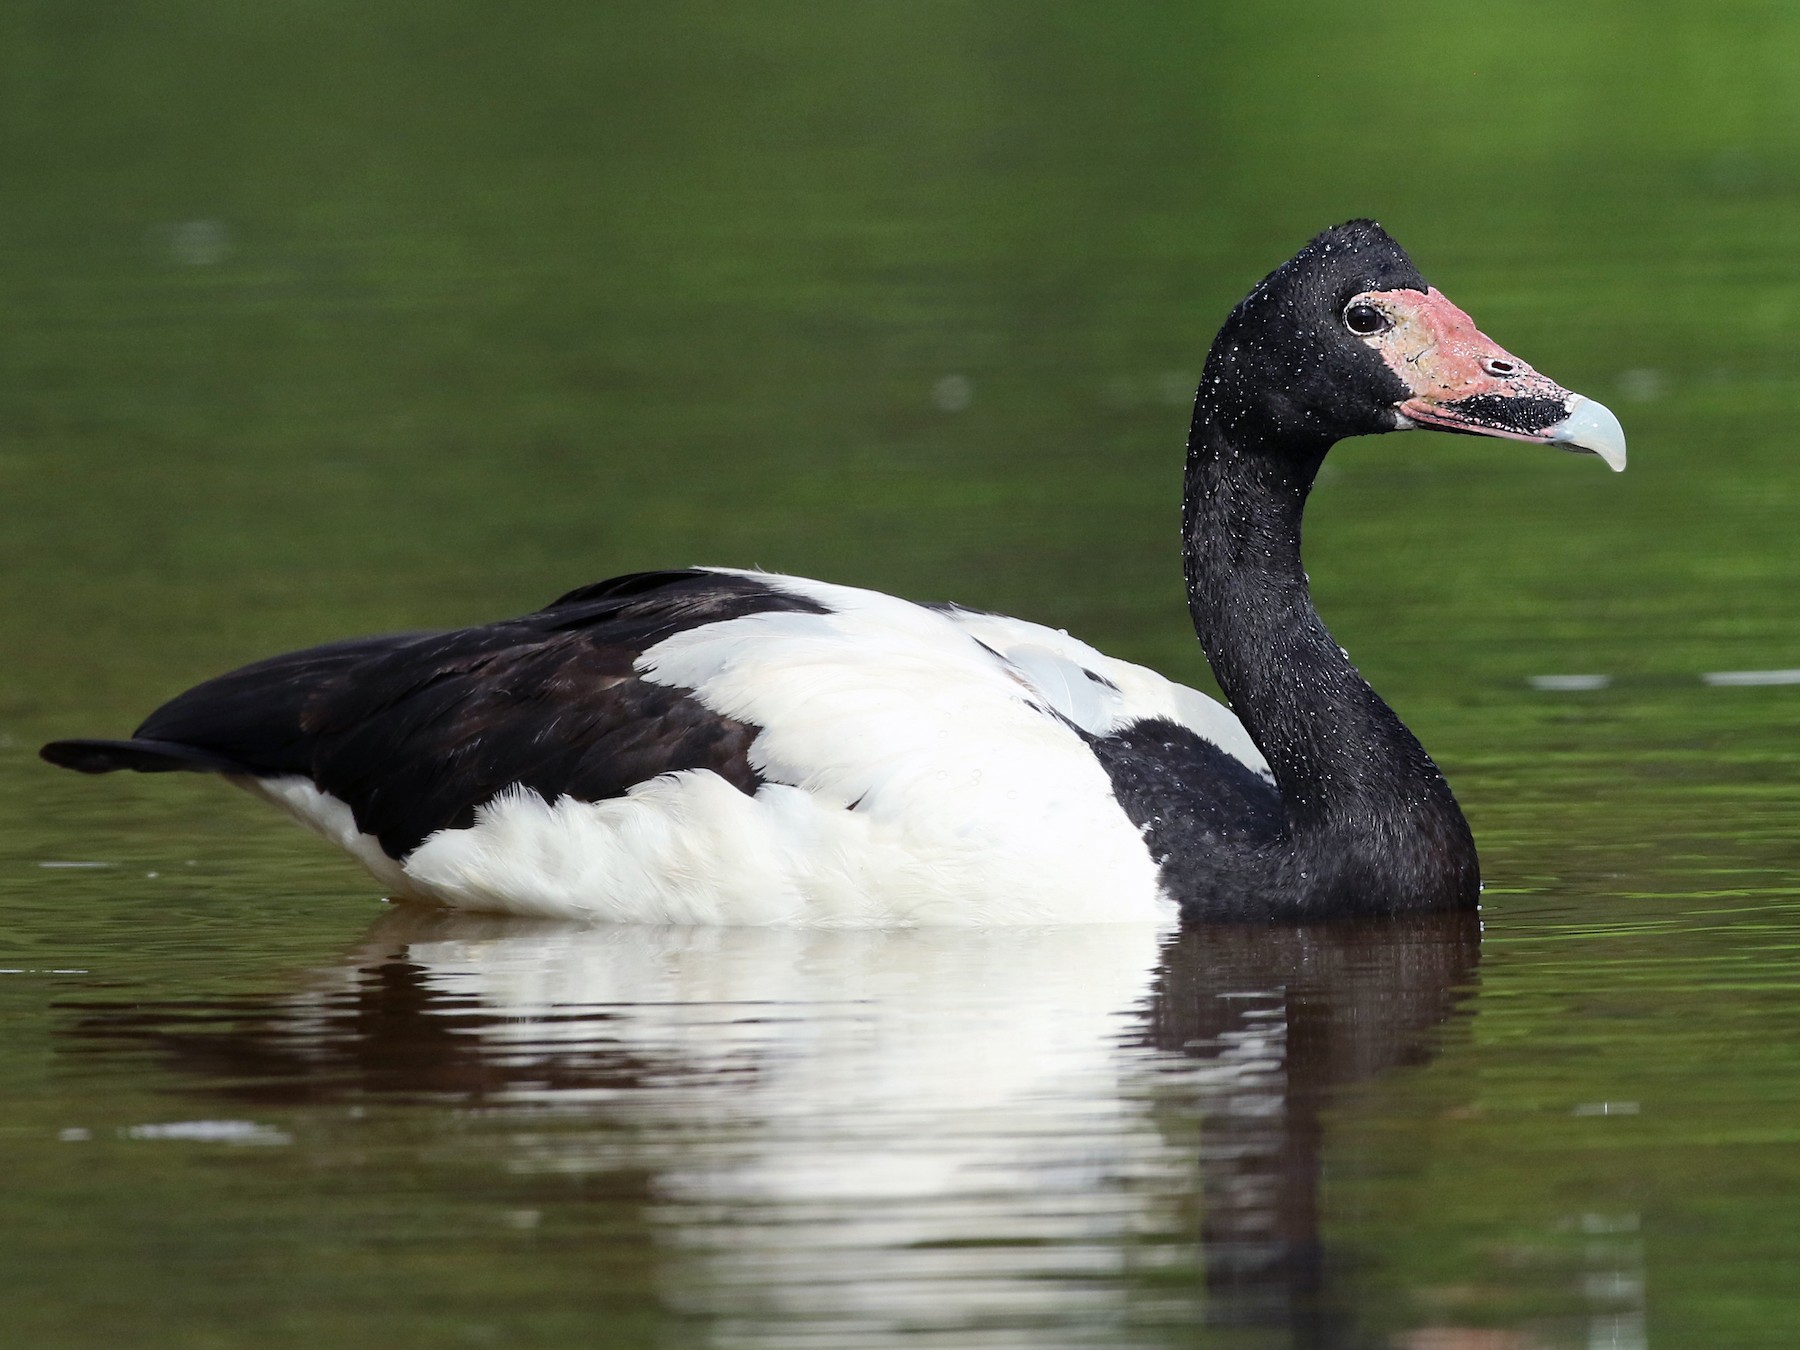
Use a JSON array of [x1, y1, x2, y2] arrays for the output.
[[1352, 287, 1574, 440]]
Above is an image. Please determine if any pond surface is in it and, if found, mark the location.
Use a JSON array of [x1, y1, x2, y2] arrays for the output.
[[4, 4, 1800, 1346]]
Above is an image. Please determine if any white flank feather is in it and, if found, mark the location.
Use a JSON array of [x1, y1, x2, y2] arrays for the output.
[[396, 572, 1205, 925]]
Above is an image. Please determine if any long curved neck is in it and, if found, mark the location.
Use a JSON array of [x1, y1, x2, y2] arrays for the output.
[[1182, 398, 1479, 913]]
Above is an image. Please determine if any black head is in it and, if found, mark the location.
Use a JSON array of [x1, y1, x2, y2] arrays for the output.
[[1192, 221, 1626, 474], [1197, 221, 1426, 453]]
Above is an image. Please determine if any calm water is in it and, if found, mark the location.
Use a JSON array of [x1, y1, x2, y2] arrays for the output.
[[5, 4, 1800, 1346]]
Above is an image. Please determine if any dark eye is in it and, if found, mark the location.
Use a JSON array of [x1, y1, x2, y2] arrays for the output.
[[1343, 302, 1389, 335]]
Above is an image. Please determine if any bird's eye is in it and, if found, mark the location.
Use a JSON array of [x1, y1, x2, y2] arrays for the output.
[[1343, 302, 1390, 335]]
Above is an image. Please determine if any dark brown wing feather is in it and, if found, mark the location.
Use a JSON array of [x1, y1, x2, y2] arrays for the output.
[[42, 570, 829, 859]]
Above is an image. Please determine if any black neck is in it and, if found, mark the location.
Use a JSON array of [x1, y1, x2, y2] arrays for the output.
[[1181, 393, 1479, 915]]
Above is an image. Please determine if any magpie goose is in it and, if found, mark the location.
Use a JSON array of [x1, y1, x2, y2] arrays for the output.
[[42, 221, 1626, 925]]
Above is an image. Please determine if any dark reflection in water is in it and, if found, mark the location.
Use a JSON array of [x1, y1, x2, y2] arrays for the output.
[[66, 949, 672, 1105], [1144, 918, 1480, 1344], [61, 910, 1479, 1349]]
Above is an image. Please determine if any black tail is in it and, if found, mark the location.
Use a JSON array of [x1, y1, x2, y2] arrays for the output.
[[39, 630, 434, 782], [40, 738, 253, 775]]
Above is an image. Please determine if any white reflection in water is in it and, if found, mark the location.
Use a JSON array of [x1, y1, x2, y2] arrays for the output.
[[124, 1119, 293, 1145], [68, 908, 1480, 1348], [346, 921, 1194, 1342]]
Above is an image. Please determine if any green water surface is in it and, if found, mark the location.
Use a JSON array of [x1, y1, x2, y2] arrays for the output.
[[3, 3, 1799, 1346]]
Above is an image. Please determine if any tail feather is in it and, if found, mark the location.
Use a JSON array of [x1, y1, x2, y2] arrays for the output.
[[40, 738, 254, 776], [40, 631, 435, 783]]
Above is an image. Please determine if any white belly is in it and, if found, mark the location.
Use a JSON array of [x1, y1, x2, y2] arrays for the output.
[[248, 768, 1172, 927]]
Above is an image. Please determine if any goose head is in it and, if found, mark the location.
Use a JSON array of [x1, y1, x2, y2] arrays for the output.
[[1199, 220, 1626, 473]]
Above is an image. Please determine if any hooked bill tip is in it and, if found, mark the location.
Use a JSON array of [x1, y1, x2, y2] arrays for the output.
[[1547, 395, 1627, 472]]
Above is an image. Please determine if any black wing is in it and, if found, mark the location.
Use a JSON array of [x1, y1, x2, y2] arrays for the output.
[[42, 570, 830, 859]]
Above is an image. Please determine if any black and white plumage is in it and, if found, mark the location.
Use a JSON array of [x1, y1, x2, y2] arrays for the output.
[[42, 222, 1625, 926]]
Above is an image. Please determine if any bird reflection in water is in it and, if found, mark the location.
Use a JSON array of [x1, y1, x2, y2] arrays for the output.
[[61, 909, 1479, 1347]]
